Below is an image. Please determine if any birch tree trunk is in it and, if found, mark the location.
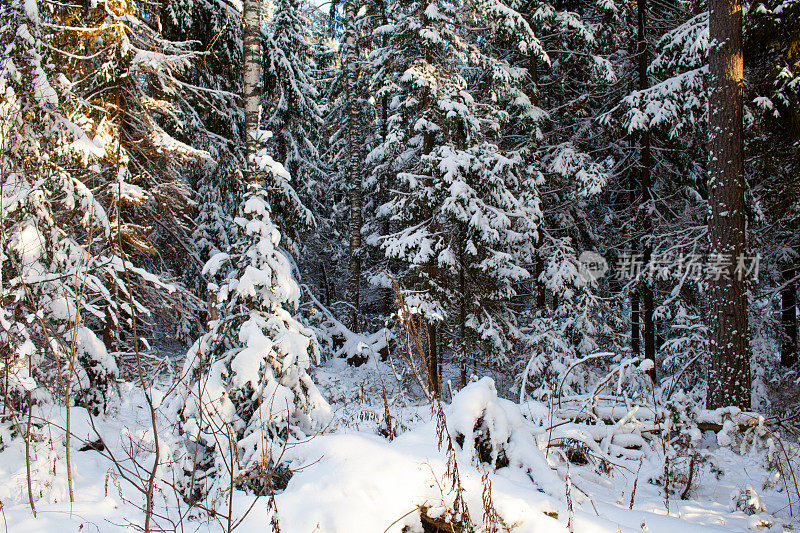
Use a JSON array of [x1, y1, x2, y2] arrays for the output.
[[345, 0, 363, 331], [707, 0, 750, 409], [243, 0, 261, 183]]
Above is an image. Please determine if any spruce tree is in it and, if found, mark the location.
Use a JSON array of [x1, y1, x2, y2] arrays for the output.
[[262, 0, 325, 251], [174, 0, 330, 505]]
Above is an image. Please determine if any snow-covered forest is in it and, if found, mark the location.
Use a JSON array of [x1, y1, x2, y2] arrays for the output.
[[0, 0, 798, 529]]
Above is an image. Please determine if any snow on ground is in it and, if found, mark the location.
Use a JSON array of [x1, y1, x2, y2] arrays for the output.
[[0, 359, 796, 532]]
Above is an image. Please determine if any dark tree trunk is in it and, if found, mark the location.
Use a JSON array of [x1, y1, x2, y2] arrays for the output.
[[379, 0, 394, 315], [637, 0, 656, 381], [707, 0, 750, 409], [420, 129, 440, 396], [459, 233, 468, 387], [629, 138, 641, 358], [321, 261, 331, 307], [528, 52, 547, 311], [345, 0, 362, 331], [427, 323, 440, 396], [632, 291, 641, 357], [781, 266, 798, 367], [535, 227, 546, 309]]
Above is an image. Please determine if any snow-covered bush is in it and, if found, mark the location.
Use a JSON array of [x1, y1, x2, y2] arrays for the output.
[[448, 377, 564, 495], [731, 485, 767, 515], [517, 314, 584, 401], [174, 161, 330, 504]]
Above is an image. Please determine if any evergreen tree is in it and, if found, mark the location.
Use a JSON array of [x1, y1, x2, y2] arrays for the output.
[[261, 0, 325, 251], [176, 164, 330, 502], [368, 0, 546, 390], [160, 0, 246, 264], [174, 0, 330, 507], [0, 0, 208, 416]]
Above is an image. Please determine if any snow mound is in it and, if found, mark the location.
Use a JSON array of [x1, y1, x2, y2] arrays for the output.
[[447, 377, 563, 495], [277, 378, 714, 532]]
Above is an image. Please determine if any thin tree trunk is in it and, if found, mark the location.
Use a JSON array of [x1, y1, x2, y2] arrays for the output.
[[378, 0, 396, 316], [25, 391, 36, 517], [638, 0, 656, 381], [459, 233, 468, 387], [529, 54, 547, 311], [321, 260, 331, 307], [535, 227, 546, 310], [427, 322, 440, 396], [421, 130, 439, 397], [243, 0, 262, 181], [707, 0, 750, 409], [629, 139, 641, 358], [345, 0, 362, 331], [632, 291, 641, 356], [781, 265, 798, 367]]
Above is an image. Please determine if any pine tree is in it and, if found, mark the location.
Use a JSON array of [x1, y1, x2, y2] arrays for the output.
[[747, 0, 800, 371], [507, 0, 622, 394], [603, 0, 710, 394], [160, 0, 246, 265]]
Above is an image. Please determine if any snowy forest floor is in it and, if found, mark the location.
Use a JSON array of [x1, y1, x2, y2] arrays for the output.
[[0, 355, 796, 532]]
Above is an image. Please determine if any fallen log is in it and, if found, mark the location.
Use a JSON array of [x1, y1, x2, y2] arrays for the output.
[[553, 407, 766, 434]]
